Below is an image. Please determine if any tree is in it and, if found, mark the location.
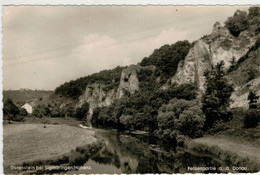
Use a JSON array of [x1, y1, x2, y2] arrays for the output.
[[139, 41, 191, 79], [225, 10, 249, 37], [3, 99, 20, 122], [202, 61, 234, 129], [248, 7, 260, 20], [248, 90, 259, 109], [74, 102, 89, 120], [248, 6, 260, 29], [228, 57, 236, 72], [20, 108, 28, 116], [244, 109, 259, 128], [156, 99, 205, 143], [175, 106, 205, 138]]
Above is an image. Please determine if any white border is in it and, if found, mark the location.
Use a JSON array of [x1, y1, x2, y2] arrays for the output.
[[1, 0, 260, 5], [1, 1, 259, 175]]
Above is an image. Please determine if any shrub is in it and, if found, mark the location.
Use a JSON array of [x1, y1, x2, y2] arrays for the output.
[[156, 99, 205, 144], [244, 109, 260, 128], [3, 99, 20, 122], [74, 102, 89, 120], [175, 106, 206, 138], [131, 113, 148, 130], [119, 115, 133, 130], [13, 115, 25, 122], [20, 108, 28, 116]]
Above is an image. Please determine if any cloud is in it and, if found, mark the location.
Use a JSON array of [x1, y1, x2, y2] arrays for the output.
[[3, 6, 249, 90], [72, 28, 189, 74], [3, 27, 189, 90]]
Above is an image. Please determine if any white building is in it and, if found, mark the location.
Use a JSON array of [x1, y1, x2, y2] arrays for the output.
[[21, 103, 33, 114]]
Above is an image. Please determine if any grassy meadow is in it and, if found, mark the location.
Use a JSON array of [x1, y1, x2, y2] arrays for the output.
[[3, 122, 96, 173]]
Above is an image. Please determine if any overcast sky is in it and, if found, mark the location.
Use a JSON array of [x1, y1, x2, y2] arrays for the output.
[[2, 6, 249, 90]]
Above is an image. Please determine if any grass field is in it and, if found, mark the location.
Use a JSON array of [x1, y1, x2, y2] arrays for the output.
[[3, 123, 96, 168]]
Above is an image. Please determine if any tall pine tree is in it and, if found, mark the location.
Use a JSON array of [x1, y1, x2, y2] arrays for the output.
[[202, 61, 234, 129], [248, 90, 259, 109]]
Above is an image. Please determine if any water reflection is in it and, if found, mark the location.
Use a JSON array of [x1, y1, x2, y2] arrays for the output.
[[70, 129, 226, 174]]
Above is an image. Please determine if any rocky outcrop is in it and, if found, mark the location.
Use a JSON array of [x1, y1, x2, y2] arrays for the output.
[[116, 64, 141, 99], [230, 77, 260, 108], [78, 83, 117, 115], [77, 64, 141, 118], [170, 22, 257, 97], [170, 40, 211, 92]]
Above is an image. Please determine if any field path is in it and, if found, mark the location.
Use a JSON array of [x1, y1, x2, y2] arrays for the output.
[[189, 136, 260, 163], [3, 123, 96, 166]]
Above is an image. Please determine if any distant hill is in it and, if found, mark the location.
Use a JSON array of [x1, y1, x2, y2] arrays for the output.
[[3, 89, 54, 106]]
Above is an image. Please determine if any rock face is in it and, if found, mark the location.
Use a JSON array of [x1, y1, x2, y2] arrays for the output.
[[116, 65, 141, 99], [77, 22, 259, 114], [78, 64, 141, 117], [170, 40, 211, 92], [171, 22, 257, 97], [230, 77, 260, 108], [78, 83, 117, 115]]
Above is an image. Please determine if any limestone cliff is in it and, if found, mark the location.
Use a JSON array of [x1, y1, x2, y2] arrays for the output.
[[170, 22, 258, 105], [116, 64, 141, 99], [230, 77, 260, 108], [77, 64, 141, 116], [78, 83, 117, 115]]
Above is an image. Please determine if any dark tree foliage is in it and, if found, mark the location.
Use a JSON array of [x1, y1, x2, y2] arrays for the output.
[[91, 83, 197, 133], [225, 10, 249, 37], [248, 90, 259, 109], [244, 109, 260, 128], [227, 57, 237, 72], [236, 38, 260, 67], [3, 99, 21, 122], [156, 99, 205, 145], [55, 66, 124, 99], [225, 7, 260, 37], [20, 108, 28, 116], [140, 41, 191, 79], [248, 6, 260, 32], [248, 6, 260, 20], [137, 68, 157, 91], [247, 69, 257, 82], [32, 105, 51, 118], [202, 61, 234, 129], [74, 102, 89, 120]]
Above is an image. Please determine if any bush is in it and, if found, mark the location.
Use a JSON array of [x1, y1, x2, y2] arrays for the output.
[[20, 108, 28, 116], [244, 109, 260, 128], [156, 99, 205, 144], [74, 102, 89, 120], [119, 115, 133, 130], [3, 99, 20, 121], [13, 115, 25, 122], [175, 106, 206, 138]]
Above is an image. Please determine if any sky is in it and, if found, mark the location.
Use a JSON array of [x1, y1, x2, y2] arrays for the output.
[[2, 6, 249, 90]]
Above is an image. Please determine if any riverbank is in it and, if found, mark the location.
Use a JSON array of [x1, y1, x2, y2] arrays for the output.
[[3, 123, 98, 174], [186, 135, 260, 172]]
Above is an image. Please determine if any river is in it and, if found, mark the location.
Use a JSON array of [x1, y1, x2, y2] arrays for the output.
[[68, 128, 229, 174]]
